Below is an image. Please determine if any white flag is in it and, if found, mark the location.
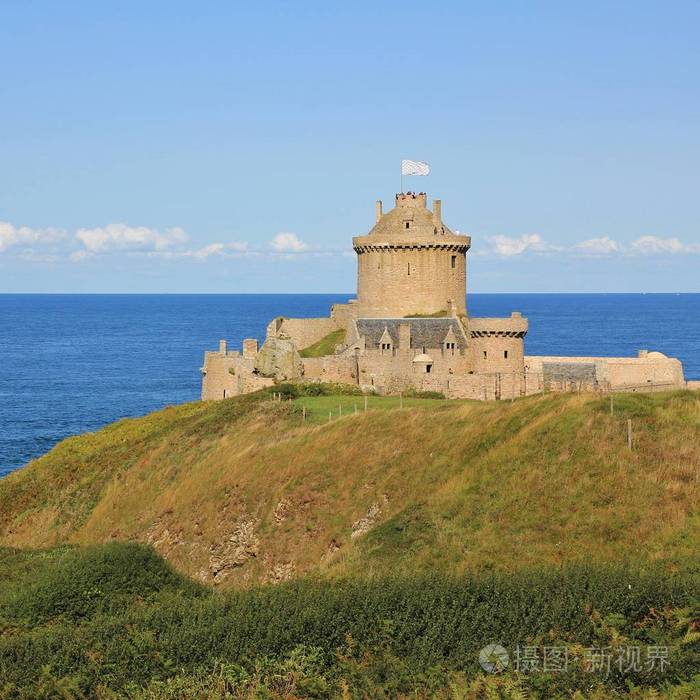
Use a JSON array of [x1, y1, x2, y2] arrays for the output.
[[401, 159, 430, 176]]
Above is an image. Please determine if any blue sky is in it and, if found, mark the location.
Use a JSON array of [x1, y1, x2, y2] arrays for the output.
[[1, 1, 699, 293]]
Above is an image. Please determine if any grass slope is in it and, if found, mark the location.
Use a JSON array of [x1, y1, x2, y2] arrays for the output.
[[0, 390, 699, 588], [299, 329, 346, 357]]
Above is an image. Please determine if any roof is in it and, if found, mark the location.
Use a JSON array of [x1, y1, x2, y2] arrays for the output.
[[365, 199, 456, 240], [356, 318, 467, 350]]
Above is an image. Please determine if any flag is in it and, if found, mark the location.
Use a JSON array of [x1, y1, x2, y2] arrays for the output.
[[401, 159, 430, 176]]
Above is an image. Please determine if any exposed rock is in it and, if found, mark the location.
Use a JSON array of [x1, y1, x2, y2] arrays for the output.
[[208, 517, 259, 584], [146, 519, 185, 553], [254, 337, 304, 381], [351, 494, 389, 539], [273, 498, 293, 523], [266, 561, 295, 583]]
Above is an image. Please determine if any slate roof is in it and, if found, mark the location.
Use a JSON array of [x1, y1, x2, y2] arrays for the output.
[[356, 318, 467, 350]]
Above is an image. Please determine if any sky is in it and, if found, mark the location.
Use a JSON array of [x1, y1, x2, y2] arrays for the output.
[[1, 1, 699, 293]]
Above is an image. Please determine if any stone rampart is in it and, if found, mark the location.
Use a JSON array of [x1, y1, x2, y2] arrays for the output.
[[276, 317, 340, 350]]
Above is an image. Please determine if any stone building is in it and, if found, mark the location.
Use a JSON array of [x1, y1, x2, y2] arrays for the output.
[[202, 192, 686, 400]]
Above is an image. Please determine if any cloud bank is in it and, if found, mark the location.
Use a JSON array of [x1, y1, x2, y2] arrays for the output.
[[1, 219, 699, 265]]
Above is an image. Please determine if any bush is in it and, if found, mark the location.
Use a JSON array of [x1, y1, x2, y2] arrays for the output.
[[402, 388, 446, 399], [0, 546, 698, 697], [271, 383, 365, 399]]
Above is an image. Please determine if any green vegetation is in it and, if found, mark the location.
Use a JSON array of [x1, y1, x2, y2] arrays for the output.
[[403, 310, 450, 318], [299, 329, 347, 357], [0, 543, 698, 698], [1, 389, 699, 696], [294, 393, 449, 423]]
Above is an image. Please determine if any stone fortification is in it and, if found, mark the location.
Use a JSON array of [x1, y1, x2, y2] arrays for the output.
[[353, 193, 470, 318], [201, 191, 687, 400]]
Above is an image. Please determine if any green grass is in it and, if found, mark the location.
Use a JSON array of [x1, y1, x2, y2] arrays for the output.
[[403, 309, 449, 318], [294, 394, 455, 423], [298, 328, 347, 357]]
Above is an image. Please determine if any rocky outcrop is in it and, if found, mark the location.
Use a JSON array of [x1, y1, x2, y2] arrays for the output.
[[255, 337, 304, 381]]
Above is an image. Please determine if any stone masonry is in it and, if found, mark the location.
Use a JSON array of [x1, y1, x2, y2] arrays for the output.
[[201, 192, 687, 400]]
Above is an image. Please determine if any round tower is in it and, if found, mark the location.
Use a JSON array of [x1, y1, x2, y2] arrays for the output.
[[352, 193, 471, 318]]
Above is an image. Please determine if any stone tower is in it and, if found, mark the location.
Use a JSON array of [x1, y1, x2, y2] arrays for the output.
[[352, 193, 471, 318]]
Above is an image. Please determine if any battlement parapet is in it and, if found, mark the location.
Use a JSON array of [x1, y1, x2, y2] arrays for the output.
[[395, 192, 427, 208], [469, 314, 528, 338]]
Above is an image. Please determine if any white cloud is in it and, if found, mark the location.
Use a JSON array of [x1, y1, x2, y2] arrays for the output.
[[270, 232, 308, 252], [75, 224, 188, 255], [629, 235, 700, 255], [575, 236, 620, 256], [0, 222, 65, 252], [486, 233, 556, 257]]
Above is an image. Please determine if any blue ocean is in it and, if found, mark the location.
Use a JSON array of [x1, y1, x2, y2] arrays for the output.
[[1, 293, 699, 478]]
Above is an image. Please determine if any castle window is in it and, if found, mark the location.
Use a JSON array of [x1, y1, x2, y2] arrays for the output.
[[407, 263, 411, 276], [483, 351, 487, 360], [405, 221, 410, 229], [426, 364, 432, 374], [451, 255, 456, 269], [504, 350, 509, 359]]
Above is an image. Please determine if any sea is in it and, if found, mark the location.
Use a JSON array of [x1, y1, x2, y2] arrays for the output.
[[1, 293, 699, 478]]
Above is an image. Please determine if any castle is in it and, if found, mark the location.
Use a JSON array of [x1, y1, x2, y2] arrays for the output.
[[202, 192, 686, 400]]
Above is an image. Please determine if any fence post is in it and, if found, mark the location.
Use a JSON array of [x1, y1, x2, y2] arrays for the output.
[[354, 403, 358, 415], [400, 392, 403, 409], [328, 411, 332, 424], [302, 406, 306, 423], [627, 419, 633, 450], [364, 395, 368, 411], [339, 403, 342, 417], [610, 395, 614, 416]]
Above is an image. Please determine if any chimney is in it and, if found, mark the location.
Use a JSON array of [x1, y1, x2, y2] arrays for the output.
[[219, 339, 227, 355], [433, 199, 442, 225], [375, 200, 383, 222], [398, 322, 411, 354]]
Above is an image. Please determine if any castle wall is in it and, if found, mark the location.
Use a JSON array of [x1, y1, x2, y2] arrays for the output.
[[524, 354, 685, 392], [330, 300, 358, 326], [201, 347, 273, 400], [469, 335, 524, 374], [356, 347, 471, 394], [301, 356, 357, 384], [201, 350, 239, 400], [276, 317, 341, 350], [355, 244, 467, 317]]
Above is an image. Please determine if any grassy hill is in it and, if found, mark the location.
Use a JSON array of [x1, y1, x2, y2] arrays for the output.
[[1, 388, 699, 588]]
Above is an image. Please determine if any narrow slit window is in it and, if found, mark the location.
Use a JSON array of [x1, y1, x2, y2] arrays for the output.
[[483, 351, 487, 359], [405, 221, 410, 229], [407, 263, 411, 276], [504, 350, 509, 359], [451, 255, 457, 269]]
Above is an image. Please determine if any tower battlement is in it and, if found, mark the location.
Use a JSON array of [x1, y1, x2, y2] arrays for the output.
[[395, 192, 427, 208]]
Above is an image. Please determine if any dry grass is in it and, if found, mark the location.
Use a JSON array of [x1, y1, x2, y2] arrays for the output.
[[1, 389, 698, 588]]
